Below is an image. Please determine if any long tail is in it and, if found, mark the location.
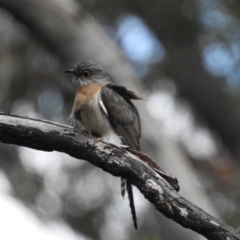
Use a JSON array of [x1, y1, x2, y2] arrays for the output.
[[121, 177, 138, 229], [127, 180, 138, 229]]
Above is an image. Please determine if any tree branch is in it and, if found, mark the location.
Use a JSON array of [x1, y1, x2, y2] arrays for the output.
[[0, 112, 239, 240]]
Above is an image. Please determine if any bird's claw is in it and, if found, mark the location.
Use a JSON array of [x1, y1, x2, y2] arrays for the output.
[[93, 137, 102, 145]]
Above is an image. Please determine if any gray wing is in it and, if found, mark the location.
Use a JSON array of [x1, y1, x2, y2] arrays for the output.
[[100, 85, 141, 150]]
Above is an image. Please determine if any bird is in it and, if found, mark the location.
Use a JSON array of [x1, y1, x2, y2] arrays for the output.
[[64, 59, 142, 229]]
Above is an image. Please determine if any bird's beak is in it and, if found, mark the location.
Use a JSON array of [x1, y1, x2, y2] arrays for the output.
[[64, 69, 75, 74]]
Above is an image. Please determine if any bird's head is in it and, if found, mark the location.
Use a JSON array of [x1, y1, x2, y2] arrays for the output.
[[64, 60, 113, 87]]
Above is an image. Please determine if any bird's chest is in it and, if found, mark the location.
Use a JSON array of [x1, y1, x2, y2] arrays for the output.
[[73, 85, 105, 133]]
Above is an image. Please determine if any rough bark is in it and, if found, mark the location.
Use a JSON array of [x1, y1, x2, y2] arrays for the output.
[[0, 112, 239, 240]]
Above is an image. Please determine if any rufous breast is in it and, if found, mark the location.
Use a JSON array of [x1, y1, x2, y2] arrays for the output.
[[74, 84, 101, 109]]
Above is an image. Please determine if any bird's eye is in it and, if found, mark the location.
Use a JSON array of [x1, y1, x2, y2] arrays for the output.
[[82, 70, 90, 78]]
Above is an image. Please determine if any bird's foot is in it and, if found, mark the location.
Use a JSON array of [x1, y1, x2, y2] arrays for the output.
[[93, 137, 102, 145]]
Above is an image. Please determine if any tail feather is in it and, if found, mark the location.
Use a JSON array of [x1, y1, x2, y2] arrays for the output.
[[126, 180, 138, 229], [121, 177, 126, 198]]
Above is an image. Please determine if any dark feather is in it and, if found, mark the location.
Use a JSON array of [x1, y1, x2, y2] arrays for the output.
[[74, 109, 82, 122], [101, 84, 141, 150], [127, 181, 138, 229], [128, 149, 180, 191], [107, 85, 143, 100]]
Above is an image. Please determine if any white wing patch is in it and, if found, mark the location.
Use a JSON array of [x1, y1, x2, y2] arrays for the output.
[[99, 97, 108, 116]]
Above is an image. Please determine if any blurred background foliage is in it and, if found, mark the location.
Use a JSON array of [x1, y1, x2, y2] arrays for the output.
[[0, 0, 240, 239]]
